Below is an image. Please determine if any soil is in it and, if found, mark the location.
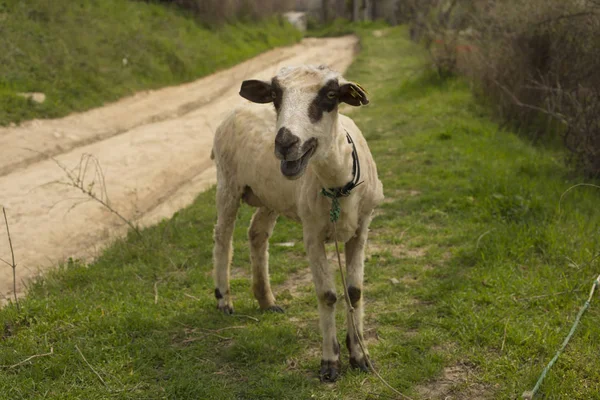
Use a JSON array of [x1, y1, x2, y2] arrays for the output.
[[0, 35, 359, 304]]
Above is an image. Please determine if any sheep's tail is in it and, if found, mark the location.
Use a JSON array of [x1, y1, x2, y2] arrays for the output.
[[210, 148, 215, 160]]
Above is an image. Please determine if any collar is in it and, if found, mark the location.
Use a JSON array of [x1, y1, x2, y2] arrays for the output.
[[321, 130, 363, 199]]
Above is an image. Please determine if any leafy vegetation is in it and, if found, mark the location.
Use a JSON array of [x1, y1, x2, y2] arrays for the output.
[[0, 0, 302, 126], [2, 26, 600, 399], [405, 0, 600, 177], [306, 18, 387, 38]]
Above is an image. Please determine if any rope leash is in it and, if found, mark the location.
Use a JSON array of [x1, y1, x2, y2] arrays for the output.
[[522, 274, 600, 399], [326, 186, 599, 399], [332, 221, 413, 400], [323, 129, 411, 398]]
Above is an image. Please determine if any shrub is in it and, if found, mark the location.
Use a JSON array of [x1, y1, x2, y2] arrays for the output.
[[150, 0, 294, 24], [405, 0, 600, 177]]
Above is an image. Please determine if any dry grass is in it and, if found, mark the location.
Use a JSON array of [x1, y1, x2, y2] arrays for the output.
[[417, 363, 490, 400]]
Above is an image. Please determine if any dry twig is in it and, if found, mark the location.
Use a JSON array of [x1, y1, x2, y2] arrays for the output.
[[232, 314, 259, 322], [48, 153, 143, 240], [501, 319, 509, 353], [75, 344, 108, 388], [2, 207, 19, 311], [1, 347, 54, 369], [183, 293, 201, 301], [154, 280, 160, 305]]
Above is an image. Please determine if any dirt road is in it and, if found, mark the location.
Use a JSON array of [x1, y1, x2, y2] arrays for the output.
[[0, 35, 358, 304]]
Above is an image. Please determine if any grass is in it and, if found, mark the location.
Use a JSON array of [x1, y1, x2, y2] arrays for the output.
[[2, 25, 600, 399], [305, 18, 388, 38], [0, 0, 302, 126]]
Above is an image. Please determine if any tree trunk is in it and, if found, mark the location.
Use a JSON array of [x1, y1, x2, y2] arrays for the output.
[[364, 0, 371, 21], [371, 0, 377, 20], [353, 0, 360, 22], [322, 0, 330, 22], [334, 0, 346, 19]]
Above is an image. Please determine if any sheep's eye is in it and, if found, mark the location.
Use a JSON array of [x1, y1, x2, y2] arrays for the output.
[[271, 90, 277, 99], [327, 91, 337, 99]]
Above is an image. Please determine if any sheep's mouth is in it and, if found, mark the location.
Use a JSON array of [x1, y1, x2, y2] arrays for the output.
[[280, 144, 317, 179]]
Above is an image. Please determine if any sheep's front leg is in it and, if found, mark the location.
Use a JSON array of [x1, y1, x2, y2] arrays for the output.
[[344, 218, 371, 372], [304, 231, 341, 382], [213, 182, 241, 314], [248, 207, 282, 312]]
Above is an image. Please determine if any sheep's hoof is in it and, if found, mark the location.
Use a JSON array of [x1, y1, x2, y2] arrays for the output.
[[349, 356, 370, 373], [319, 359, 341, 382], [217, 304, 234, 315], [266, 305, 285, 313]]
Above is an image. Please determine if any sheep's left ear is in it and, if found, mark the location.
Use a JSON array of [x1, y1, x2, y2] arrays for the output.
[[339, 82, 369, 106], [240, 80, 273, 103]]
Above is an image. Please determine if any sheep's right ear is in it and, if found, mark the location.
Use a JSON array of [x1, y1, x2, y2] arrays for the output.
[[240, 80, 273, 103]]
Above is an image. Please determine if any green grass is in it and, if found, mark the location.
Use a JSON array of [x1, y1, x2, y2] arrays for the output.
[[306, 18, 387, 38], [0, 0, 302, 126], [2, 26, 600, 399]]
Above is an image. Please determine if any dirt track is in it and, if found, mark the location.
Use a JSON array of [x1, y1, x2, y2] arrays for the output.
[[0, 35, 358, 304]]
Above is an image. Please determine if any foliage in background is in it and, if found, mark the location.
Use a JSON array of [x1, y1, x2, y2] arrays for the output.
[[305, 17, 387, 38], [149, 0, 294, 24], [0, 0, 302, 126], [402, 0, 600, 177], [2, 26, 600, 399]]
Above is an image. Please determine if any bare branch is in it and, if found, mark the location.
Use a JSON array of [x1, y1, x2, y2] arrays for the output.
[[534, 11, 599, 27], [2, 207, 19, 311], [46, 153, 144, 240], [492, 78, 569, 126], [1, 347, 54, 369], [75, 344, 108, 388]]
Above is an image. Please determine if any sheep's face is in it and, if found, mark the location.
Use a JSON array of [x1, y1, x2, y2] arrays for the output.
[[239, 65, 368, 180]]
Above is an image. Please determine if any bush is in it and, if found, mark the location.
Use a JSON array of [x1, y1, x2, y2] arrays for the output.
[[151, 0, 294, 24], [405, 0, 600, 177]]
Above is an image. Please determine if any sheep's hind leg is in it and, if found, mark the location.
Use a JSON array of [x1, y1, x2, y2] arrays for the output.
[[213, 182, 242, 314], [344, 218, 371, 372], [248, 207, 282, 312]]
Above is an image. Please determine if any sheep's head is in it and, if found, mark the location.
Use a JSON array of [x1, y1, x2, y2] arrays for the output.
[[239, 65, 369, 180]]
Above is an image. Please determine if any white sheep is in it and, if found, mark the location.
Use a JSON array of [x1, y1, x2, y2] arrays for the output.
[[211, 65, 384, 381]]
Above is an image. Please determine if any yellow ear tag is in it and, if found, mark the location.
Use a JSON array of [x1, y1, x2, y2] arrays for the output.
[[355, 83, 369, 95]]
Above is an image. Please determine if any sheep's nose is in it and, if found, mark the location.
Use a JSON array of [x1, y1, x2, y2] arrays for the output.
[[275, 127, 300, 159]]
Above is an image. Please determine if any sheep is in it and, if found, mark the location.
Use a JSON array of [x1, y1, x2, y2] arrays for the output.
[[211, 65, 384, 382]]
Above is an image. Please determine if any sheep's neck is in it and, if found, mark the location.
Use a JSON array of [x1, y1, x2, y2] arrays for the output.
[[310, 121, 354, 190]]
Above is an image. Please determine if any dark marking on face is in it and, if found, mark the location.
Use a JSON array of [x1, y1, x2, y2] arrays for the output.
[[271, 78, 283, 113], [275, 127, 300, 159], [308, 79, 340, 123], [214, 288, 223, 300], [347, 286, 361, 307], [322, 290, 337, 307]]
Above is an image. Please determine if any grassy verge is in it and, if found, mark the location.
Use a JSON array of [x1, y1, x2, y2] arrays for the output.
[[305, 18, 387, 38], [0, 0, 302, 126], [2, 26, 600, 399]]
